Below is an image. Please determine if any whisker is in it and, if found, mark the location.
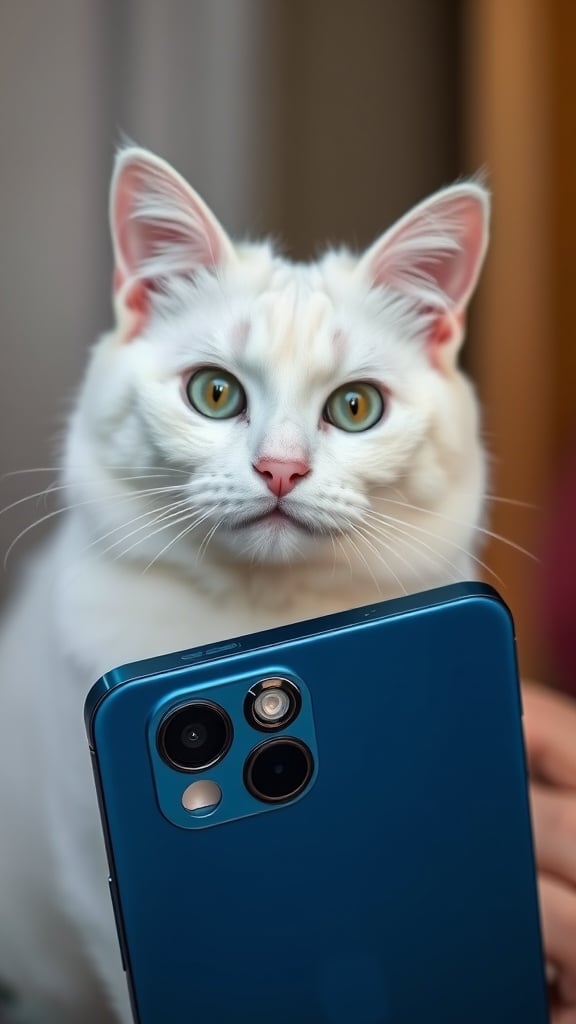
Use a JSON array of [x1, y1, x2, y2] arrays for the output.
[[114, 508, 207, 564], [87, 498, 192, 560], [348, 522, 407, 596], [485, 495, 538, 510], [328, 535, 340, 580], [361, 509, 466, 581], [356, 515, 425, 582], [0, 478, 185, 518], [364, 507, 506, 589], [141, 507, 219, 574], [197, 517, 225, 562], [3, 512, 61, 570], [1, 485, 186, 569], [343, 529, 385, 598], [335, 534, 354, 581], [56, 501, 192, 587], [1, 465, 190, 479], [370, 495, 539, 564]]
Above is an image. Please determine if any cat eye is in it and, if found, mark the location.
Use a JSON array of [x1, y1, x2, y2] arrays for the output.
[[323, 382, 384, 432], [186, 368, 246, 419]]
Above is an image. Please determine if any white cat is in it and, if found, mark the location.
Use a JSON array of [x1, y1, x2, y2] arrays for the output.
[[0, 147, 489, 1023]]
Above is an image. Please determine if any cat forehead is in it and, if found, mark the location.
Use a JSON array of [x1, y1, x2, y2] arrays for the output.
[[246, 271, 339, 369], [237, 266, 424, 382], [151, 254, 423, 383], [159, 262, 346, 373]]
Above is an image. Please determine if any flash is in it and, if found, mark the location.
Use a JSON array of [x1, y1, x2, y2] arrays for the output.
[[254, 687, 291, 723], [245, 677, 301, 731]]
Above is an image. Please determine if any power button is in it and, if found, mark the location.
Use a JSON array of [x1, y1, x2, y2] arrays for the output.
[[108, 875, 128, 973]]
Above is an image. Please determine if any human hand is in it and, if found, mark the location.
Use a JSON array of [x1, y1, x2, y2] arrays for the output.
[[522, 681, 576, 1023]]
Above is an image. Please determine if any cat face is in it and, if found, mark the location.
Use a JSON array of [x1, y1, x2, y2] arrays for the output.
[[66, 148, 489, 588]]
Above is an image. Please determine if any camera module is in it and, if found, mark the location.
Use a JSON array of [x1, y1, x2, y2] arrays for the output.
[[244, 677, 301, 732], [158, 701, 233, 772], [244, 738, 314, 803]]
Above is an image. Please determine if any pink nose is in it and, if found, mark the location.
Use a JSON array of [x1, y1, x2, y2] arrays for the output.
[[253, 458, 310, 498]]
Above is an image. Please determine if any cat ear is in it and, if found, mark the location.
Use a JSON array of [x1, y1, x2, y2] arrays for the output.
[[357, 183, 489, 368], [110, 146, 236, 340]]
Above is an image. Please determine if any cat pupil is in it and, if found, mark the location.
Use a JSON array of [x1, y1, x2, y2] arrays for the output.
[[349, 396, 359, 416], [212, 383, 225, 404]]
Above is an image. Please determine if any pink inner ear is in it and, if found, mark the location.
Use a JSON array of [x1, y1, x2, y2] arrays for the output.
[[111, 155, 231, 298], [113, 164, 206, 280], [427, 196, 486, 307], [109, 152, 237, 342], [367, 189, 488, 314]]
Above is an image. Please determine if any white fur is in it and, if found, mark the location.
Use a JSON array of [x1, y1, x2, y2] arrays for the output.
[[0, 148, 489, 1022]]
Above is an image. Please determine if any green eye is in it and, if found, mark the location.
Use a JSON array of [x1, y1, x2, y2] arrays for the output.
[[323, 382, 384, 432], [186, 368, 246, 419]]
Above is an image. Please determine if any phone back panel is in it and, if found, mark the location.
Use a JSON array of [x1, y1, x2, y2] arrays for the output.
[[87, 585, 548, 1024]]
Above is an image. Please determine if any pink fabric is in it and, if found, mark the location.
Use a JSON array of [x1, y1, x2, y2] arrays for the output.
[[540, 441, 576, 696]]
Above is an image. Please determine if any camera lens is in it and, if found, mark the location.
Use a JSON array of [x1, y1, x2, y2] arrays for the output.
[[158, 701, 232, 772], [244, 677, 302, 732], [244, 738, 314, 803]]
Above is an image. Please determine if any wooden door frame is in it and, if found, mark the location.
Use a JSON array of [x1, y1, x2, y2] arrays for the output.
[[463, 0, 555, 677]]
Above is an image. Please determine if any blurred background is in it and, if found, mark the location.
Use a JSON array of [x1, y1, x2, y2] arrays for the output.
[[0, 0, 574, 686]]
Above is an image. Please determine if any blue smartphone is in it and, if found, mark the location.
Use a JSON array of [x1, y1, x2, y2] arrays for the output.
[[85, 582, 548, 1024]]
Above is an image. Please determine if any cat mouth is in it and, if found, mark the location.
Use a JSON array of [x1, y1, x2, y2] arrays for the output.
[[257, 509, 293, 524], [247, 508, 301, 528], [228, 503, 307, 532], [235, 505, 329, 537]]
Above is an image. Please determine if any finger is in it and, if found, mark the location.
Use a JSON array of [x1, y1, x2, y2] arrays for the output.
[[538, 873, 576, 985], [553, 964, 576, 1015], [531, 784, 576, 885], [522, 682, 576, 787], [551, 971, 576, 1024], [551, 1008, 576, 1024]]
